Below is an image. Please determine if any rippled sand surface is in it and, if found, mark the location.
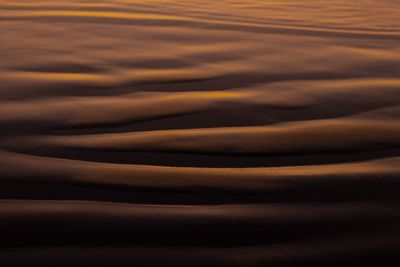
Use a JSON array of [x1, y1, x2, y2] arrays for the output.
[[1, 0, 400, 266]]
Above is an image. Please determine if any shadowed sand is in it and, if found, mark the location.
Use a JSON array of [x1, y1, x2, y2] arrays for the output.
[[0, 0, 400, 266]]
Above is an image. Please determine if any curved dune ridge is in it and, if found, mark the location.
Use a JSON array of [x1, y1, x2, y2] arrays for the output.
[[0, 0, 400, 266]]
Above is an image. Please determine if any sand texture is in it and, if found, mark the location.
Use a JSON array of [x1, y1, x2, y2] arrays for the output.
[[0, 0, 400, 266]]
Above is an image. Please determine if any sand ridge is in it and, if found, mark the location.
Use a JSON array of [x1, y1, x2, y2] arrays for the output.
[[0, 0, 399, 265]]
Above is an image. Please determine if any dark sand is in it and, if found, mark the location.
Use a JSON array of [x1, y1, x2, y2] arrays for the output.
[[0, 0, 400, 266]]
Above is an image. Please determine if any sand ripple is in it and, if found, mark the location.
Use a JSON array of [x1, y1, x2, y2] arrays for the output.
[[0, 0, 399, 265]]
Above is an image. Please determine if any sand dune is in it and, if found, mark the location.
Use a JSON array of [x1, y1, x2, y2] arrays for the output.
[[0, 0, 399, 266], [12, 113, 399, 156], [0, 150, 399, 202]]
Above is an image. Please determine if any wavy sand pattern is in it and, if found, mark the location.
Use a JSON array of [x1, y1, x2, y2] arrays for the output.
[[0, 0, 399, 266]]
